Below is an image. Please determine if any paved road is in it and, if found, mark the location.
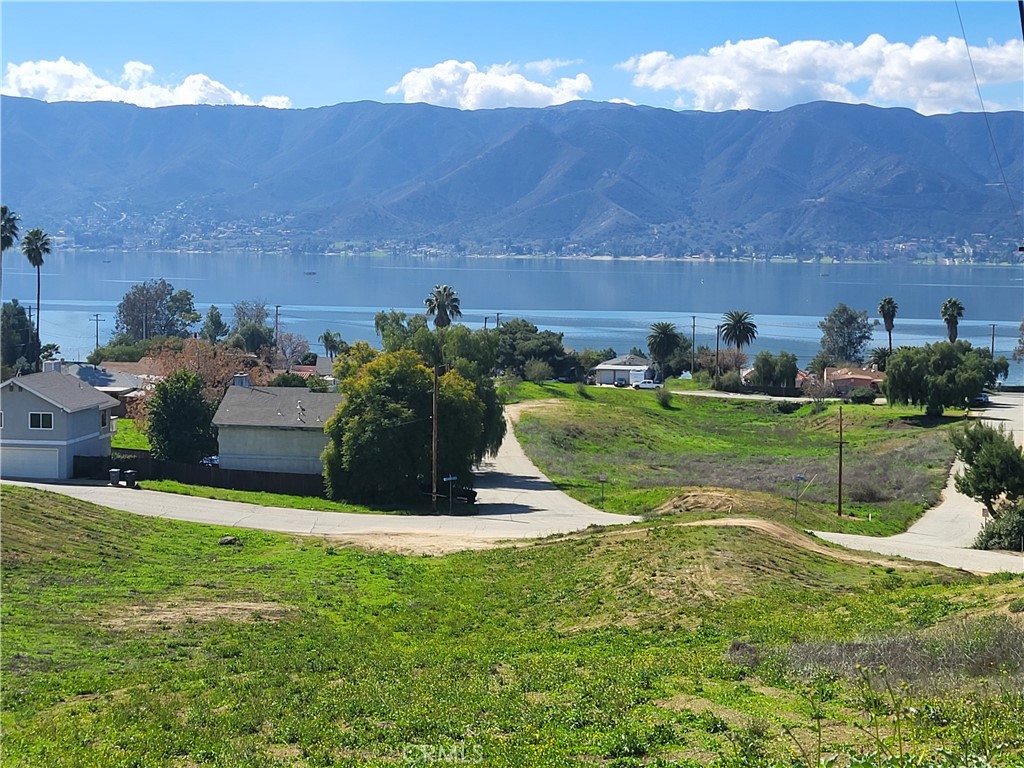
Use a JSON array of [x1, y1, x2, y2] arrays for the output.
[[814, 391, 1024, 574], [5, 411, 639, 552]]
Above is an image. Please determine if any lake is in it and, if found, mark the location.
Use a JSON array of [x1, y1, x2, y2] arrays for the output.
[[5, 251, 1024, 383]]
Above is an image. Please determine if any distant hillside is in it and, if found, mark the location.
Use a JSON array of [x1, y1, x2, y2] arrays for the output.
[[2, 96, 1021, 253]]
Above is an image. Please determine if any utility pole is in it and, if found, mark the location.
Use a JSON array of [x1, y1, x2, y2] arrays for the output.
[[495, 312, 501, 328], [691, 315, 696, 376], [432, 365, 439, 513], [274, 304, 281, 349], [714, 324, 721, 389], [991, 323, 997, 356], [837, 406, 846, 517], [483, 316, 488, 330], [90, 314, 105, 350]]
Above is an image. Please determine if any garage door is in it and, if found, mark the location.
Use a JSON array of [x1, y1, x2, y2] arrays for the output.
[[1, 446, 61, 479]]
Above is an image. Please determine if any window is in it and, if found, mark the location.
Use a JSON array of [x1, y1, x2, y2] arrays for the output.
[[101, 410, 109, 430], [29, 412, 54, 430], [0, 411, 4, 429]]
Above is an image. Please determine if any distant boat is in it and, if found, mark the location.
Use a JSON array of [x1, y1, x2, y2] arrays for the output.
[[304, 271, 317, 276]]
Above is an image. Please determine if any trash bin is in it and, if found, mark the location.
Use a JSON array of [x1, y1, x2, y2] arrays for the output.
[[109, 468, 121, 485], [123, 469, 137, 488]]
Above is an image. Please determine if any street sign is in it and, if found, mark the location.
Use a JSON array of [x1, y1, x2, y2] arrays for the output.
[[443, 475, 458, 482]]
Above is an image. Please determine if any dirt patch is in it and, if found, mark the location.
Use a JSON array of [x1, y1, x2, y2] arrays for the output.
[[102, 600, 295, 629], [320, 532, 519, 556], [656, 693, 747, 727]]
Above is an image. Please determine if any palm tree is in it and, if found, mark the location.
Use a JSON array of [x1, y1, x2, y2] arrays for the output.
[[940, 297, 964, 343], [424, 284, 462, 329], [720, 310, 758, 351], [319, 329, 343, 359], [878, 296, 898, 353], [1, 205, 20, 300], [866, 346, 891, 372], [646, 321, 681, 379], [21, 228, 50, 371]]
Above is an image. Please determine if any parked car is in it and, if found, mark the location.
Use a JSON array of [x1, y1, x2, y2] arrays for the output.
[[613, 378, 628, 388], [972, 392, 991, 407], [633, 380, 662, 390]]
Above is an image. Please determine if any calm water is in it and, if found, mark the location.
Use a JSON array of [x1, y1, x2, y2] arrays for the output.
[[6, 252, 1024, 383]]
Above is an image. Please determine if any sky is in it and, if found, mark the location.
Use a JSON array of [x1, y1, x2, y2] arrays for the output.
[[1, 2, 1022, 115]]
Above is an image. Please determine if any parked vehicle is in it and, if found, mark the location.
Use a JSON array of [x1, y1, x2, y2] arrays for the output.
[[614, 378, 628, 388], [633, 380, 661, 390], [972, 392, 991, 407]]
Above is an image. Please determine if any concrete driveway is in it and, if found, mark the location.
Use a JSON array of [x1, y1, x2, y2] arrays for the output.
[[814, 391, 1024, 574], [5, 411, 638, 554]]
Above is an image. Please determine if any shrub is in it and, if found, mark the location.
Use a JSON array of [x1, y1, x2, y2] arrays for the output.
[[1009, 599, 1024, 614], [524, 358, 554, 385], [975, 502, 1024, 551], [574, 381, 592, 399], [717, 370, 743, 392], [849, 386, 877, 404], [655, 387, 672, 409]]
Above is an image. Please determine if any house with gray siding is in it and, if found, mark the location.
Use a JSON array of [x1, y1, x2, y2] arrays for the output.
[[213, 380, 342, 475], [0, 371, 119, 479]]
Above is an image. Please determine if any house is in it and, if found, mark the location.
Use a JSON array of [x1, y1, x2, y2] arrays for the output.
[[824, 366, 886, 395], [593, 354, 654, 386], [0, 370, 119, 479], [213, 377, 343, 475], [62, 362, 143, 416]]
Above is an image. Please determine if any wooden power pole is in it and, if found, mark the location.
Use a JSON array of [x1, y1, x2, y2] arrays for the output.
[[432, 365, 439, 513], [837, 405, 845, 517]]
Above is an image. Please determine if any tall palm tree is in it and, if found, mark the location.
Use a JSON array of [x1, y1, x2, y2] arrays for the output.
[[647, 321, 681, 379], [21, 228, 50, 370], [1, 205, 20, 301], [720, 310, 758, 351], [878, 296, 898, 353], [940, 297, 964, 343], [424, 284, 462, 329], [319, 329, 343, 359], [866, 346, 891, 372]]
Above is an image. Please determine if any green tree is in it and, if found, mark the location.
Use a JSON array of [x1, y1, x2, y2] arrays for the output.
[[867, 347, 891, 372], [228, 322, 275, 354], [495, 318, 569, 378], [1, 205, 20, 300], [951, 421, 1024, 517], [200, 305, 229, 344], [424, 284, 462, 329], [333, 340, 380, 381], [749, 351, 776, 387], [1012, 318, 1024, 363], [323, 350, 484, 504], [146, 370, 218, 463], [115, 279, 200, 341], [578, 347, 617, 374], [883, 340, 1004, 416], [268, 372, 307, 387], [941, 297, 965, 343], [232, 299, 270, 329], [818, 303, 873, 365], [774, 351, 798, 388], [20, 228, 50, 369], [720, 311, 758, 351], [878, 296, 898, 353], [524, 358, 554, 384], [1, 299, 36, 376], [647, 322, 682, 380], [374, 310, 428, 352]]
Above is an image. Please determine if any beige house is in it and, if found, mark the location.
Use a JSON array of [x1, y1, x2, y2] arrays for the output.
[[213, 378, 342, 475]]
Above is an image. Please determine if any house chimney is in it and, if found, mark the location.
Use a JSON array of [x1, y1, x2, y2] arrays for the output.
[[232, 373, 251, 388]]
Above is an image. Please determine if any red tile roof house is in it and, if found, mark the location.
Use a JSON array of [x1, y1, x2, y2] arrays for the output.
[[823, 366, 886, 395], [0, 370, 118, 479]]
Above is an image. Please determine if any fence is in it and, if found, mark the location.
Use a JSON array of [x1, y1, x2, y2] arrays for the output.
[[74, 450, 327, 497]]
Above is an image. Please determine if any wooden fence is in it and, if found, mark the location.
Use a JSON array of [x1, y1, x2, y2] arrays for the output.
[[74, 450, 326, 497]]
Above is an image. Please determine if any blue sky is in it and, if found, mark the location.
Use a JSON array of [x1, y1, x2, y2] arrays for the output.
[[2, 2, 1022, 113]]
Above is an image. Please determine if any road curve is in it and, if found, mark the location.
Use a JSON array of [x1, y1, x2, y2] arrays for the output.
[[4, 409, 639, 554], [813, 391, 1024, 574]]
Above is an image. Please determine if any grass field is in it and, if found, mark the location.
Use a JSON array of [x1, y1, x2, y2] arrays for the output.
[[109, 418, 151, 451], [3, 484, 1022, 767], [509, 384, 957, 535]]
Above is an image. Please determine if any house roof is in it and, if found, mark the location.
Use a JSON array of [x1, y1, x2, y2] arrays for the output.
[[596, 354, 651, 369], [64, 363, 143, 394], [213, 386, 342, 429], [825, 367, 886, 383], [1, 371, 119, 412]]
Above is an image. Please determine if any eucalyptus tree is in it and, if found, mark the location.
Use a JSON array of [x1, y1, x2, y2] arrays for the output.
[[940, 298, 965, 343], [20, 228, 50, 369], [424, 284, 462, 329], [878, 296, 898, 353], [720, 310, 758, 351]]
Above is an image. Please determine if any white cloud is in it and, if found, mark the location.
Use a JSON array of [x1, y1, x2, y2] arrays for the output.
[[1, 57, 292, 109], [387, 59, 592, 109], [524, 58, 584, 76], [618, 35, 1023, 114]]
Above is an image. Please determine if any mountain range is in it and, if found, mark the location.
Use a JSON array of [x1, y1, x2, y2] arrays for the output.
[[2, 96, 1021, 253]]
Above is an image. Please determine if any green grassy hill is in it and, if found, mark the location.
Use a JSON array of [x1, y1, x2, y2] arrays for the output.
[[3, 485, 1022, 766]]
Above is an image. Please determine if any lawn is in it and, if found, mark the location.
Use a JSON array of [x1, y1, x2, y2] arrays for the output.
[[510, 385, 958, 535], [3, 485, 1022, 767], [109, 418, 151, 451]]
